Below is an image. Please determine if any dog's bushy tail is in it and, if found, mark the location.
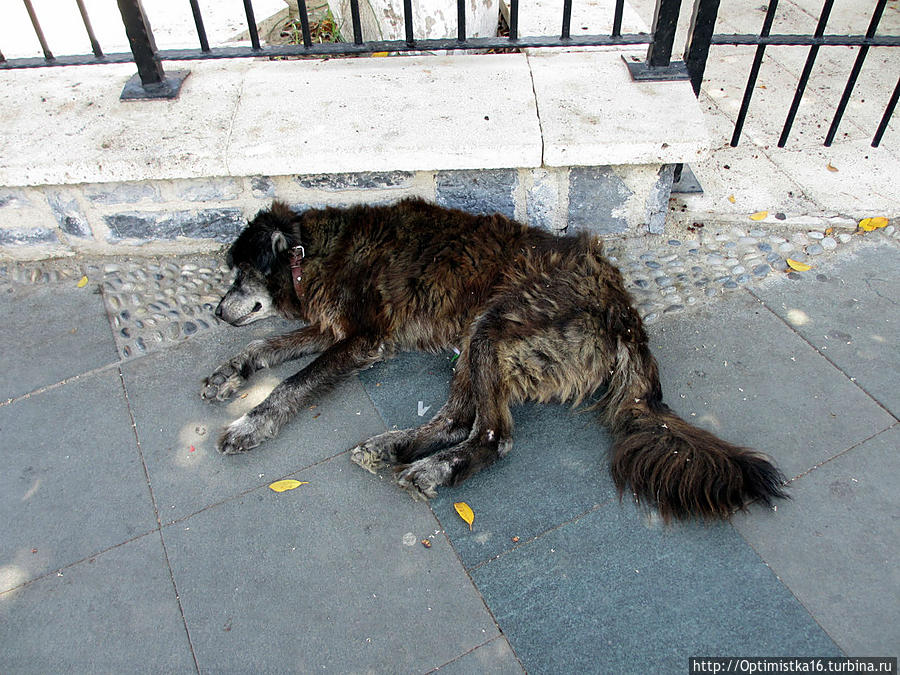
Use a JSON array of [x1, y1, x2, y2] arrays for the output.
[[597, 340, 788, 521]]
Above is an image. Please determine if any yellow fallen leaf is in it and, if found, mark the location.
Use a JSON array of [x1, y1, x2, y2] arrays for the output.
[[268, 479, 309, 492], [825, 227, 834, 235], [728, 195, 736, 204], [859, 216, 888, 231], [76, 275, 88, 288], [749, 211, 768, 221], [826, 162, 839, 172], [453, 501, 474, 530], [786, 258, 812, 272], [371, 52, 389, 57]]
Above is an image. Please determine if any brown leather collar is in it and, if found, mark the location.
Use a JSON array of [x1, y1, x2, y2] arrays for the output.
[[289, 245, 306, 298]]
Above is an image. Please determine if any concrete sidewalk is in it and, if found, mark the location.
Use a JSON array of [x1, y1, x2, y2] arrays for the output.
[[0, 231, 896, 673]]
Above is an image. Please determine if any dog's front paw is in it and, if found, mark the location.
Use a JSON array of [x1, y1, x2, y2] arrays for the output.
[[218, 414, 266, 455], [350, 431, 405, 474], [395, 457, 452, 501], [201, 363, 245, 401]]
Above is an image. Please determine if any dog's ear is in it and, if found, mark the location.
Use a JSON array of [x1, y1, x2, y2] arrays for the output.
[[269, 201, 295, 224], [271, 231, 289, 256], [268, 202, 295, 258]]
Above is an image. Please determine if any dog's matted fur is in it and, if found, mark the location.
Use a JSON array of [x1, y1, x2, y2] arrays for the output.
[[203, 198, 788, 520]]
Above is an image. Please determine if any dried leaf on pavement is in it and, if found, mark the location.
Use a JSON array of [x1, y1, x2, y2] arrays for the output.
[[269, 479, 309, 492], [859, 217, 888, 231], [786, 258, 812, 272], [453, 501, 475, 530]]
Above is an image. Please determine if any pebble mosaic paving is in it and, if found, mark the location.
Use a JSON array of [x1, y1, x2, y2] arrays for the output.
[[1, 221, 897, 364]]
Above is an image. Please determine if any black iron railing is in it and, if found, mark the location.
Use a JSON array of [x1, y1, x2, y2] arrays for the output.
[[706, 0, 898, 147], [1, 0, 897, 147], [2, 0, 650, 68]]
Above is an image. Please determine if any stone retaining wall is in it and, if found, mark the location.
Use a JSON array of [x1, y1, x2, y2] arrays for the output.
[[0, 164, 675, 259]]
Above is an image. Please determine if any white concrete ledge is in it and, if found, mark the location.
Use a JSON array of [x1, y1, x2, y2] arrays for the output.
[[530, 51, 710, 166], [226, 55, 542, 176], [0, 49, 707, 189]]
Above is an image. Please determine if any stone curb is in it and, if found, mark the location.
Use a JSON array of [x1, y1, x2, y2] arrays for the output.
[[0, 166, 680, 260]]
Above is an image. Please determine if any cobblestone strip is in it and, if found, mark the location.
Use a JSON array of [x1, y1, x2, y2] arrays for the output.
[[95, 256, 231, 359], [606, 223, 898, 325], [0, 254, 231, 360], [1, 224, 897, 360]]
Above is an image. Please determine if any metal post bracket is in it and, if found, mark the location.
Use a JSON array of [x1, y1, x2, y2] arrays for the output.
[[120, 68, 190, 100], [623, 55, 690, 81], [671, 163, 703, 193]]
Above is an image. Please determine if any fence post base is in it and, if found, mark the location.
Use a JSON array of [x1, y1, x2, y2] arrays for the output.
[[671, 163, 703, 194], [624, 55, 690, 82], [120, 69, 190, 100]]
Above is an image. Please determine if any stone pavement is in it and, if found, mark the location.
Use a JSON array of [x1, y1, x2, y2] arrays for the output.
[[0, 234, 897, 673]]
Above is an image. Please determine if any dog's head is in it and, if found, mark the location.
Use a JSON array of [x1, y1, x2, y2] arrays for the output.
[[215, 202, 298, 326]]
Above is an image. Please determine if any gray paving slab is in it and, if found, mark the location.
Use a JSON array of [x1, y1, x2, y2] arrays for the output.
[[471, 502, 841, 675], [163, 453, 499, 673], [0, 281, 118, 400], [358, 350, 459, 431], [0, 533, 195, 673], [431, 401, 617, 569], [359, 353, 619, 569], [0, 369, 157, 591], [121, 320, 385, 520], [751, 244, 900, 418], [646, 290, 896, 480], [432, 636, 524, 674], [733, 425, 900, 657]]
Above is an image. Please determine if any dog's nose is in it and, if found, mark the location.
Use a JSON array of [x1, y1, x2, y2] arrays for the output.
[[214, 303, 223, 319]]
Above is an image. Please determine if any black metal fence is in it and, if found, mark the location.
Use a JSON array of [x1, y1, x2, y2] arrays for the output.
[[692, 0, 900, 148], [1, 0, 897, 147]]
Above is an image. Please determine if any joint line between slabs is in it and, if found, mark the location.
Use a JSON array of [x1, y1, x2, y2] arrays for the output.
[[98, 282, 126, 364], [783, 422, 898, 485], [747, 288, 898, 423], [425, 505, 519, 667], [0, 528, 158, 597], [160, 445, 359, 528], [464, 496, 616, 573], [423, 635, 519, 674], [0, 361, 121, 409], [524, 51, 546, 167], [117, 365, 202, 674]]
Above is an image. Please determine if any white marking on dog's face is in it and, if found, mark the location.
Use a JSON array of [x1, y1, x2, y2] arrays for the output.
[[216, 268, 279, 326]]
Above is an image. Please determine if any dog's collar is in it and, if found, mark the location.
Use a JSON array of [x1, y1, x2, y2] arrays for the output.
[[289, 244, 305, 298]]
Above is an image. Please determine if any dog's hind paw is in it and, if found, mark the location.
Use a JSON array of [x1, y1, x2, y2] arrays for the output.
[[395, 458, 452, 501], [218, 414, 265, 454], [350, 431, 404, 474]]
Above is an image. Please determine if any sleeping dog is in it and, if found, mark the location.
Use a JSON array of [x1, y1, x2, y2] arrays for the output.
[[203, 198, 787, 519]]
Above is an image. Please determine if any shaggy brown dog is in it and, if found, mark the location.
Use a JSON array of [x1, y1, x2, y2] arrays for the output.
[[203, 198, 787, 520]]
